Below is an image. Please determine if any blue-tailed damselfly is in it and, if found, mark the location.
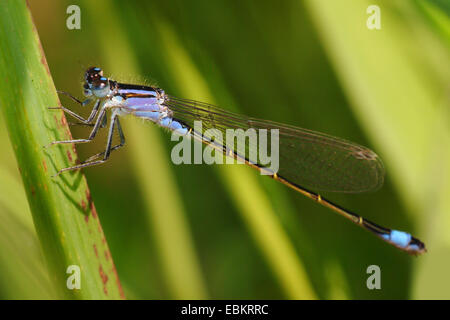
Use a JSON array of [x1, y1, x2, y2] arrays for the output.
[[47, 67, 426, 255]]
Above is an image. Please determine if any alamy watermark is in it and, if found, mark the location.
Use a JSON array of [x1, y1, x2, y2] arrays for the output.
[[66, 265, 81, 290], [170, 121, 280, 175], [66, 5, 81, 30], [366, 265, 381, 290], [367, 5, 381, 30]]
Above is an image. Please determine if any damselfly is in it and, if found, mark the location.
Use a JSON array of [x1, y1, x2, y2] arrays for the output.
[[48, 67, 426, 255]]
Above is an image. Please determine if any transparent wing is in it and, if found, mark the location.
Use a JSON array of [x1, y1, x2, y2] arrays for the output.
[[165, 96, 385, 193]]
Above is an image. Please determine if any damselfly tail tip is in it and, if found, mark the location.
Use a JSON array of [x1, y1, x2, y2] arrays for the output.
[[382, 230, 426, 256], [407, 236, 427, 256]]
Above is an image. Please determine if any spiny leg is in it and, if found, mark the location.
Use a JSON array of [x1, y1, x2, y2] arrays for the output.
[[69, 114, 107, 128], [54, 113, 119, 176], [83, 118, 125, 163], [45, 107, 107, 148], [49, 99, 101, 124], [57, 90, 92, 106]]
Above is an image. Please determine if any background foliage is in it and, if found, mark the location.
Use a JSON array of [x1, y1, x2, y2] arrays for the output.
[[0, 0, 449, 299]]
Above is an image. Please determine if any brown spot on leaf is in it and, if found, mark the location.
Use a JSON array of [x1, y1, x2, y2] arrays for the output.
[[53, 115, 60, 128], [42, 160, 47, 172], [66, 150, 73, 163], [99, 265, 108, 285], [81, 199, 87, 212], [111, 265, 126, 299], [66, 128, 73, 140], [86, 190, 92, 204], [61, 115, 67, 127], [85, 189, 98, 219], [40, 56, 49, 73], [91, 204, 98, 219], [93, 244, 98, 258], [99, 265, 109, 295]]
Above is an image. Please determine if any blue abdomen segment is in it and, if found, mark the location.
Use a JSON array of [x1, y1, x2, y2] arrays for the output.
[[381, 230, 419, 251], [134, 111, 189, 136], [160, 117, 189, 136]]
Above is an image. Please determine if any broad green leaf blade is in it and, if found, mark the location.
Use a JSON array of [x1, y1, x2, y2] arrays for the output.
[[0, 0, 124, 299]]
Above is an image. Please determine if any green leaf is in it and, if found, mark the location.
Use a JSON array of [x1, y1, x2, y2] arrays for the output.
[[0, 0, 124, 299]]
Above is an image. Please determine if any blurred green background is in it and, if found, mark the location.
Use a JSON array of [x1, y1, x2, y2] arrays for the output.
[[1, 0, 449, 299]]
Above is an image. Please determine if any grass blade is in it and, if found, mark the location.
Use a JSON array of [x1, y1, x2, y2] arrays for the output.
[[305, 0, 450, 299], [0, 0, 124, 299]]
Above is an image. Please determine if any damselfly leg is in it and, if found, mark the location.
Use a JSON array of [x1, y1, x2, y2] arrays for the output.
[[46, 106, 107, 148], [49, 109, 125, 176], [68, 116, 107, 128], [57, 90, 92, 106], [82, 117, 125, 163], [49, 100, 100, 125]]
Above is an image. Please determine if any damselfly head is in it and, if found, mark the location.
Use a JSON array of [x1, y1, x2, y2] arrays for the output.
[[83, 66, 110, 98]]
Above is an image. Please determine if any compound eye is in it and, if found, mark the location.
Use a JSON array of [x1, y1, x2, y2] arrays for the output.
[[85, 66, 103, 82]]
